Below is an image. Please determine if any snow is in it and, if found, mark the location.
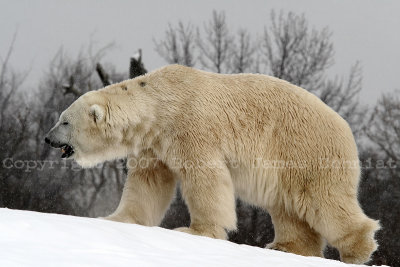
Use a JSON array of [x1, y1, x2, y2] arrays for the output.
[[0, 208, 363, 267], [131, 50, 141, 61]]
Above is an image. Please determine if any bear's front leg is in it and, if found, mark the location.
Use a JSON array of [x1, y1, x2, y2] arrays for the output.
[[104, 151, 176, 226], [175, 161, 237, 240]]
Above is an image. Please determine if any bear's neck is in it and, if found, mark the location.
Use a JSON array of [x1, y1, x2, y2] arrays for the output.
[[123, 88, 184, 159], [123, 112, 166, 158]]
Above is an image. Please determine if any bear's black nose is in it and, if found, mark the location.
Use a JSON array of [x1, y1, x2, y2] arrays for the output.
[[44, 137, 50, 144]]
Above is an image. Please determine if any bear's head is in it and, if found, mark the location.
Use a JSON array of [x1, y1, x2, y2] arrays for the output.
[[45, 79, 155, 168]]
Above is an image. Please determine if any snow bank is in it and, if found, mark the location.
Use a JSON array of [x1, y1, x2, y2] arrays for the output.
[[0, 208, 361, 267]]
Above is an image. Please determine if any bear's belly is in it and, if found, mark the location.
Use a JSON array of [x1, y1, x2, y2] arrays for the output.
[[228, 162, 280, 210]]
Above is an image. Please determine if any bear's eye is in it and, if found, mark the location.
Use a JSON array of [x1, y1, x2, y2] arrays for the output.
[[139, 81, 146, 87], [121, 85, 127, 91], [62, 122, 69, 125]]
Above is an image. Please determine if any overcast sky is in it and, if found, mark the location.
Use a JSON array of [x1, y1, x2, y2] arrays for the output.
[[1, 0, 399, 105]]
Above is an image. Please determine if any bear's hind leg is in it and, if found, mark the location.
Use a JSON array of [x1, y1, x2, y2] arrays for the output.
[[314, 198, 380, 264], [267, 208, 324, 257]]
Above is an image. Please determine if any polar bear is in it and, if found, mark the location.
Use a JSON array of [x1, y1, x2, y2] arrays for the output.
[[45, 65, 379, 264]]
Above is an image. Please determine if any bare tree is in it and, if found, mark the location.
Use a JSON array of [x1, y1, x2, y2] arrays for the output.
[[365, 93, 400, 167], [154, 22, 196, 67], [228, 30, 257, 73], [0, 32, 29, 138], [0, 35, 79, 214], [320, 63, 365, 136], [358, 93, 400, 266], [197, 10, 233, 73], [262, 11, 334, 91], [155, 12, 253, 74], [0, 33, 30, 176]]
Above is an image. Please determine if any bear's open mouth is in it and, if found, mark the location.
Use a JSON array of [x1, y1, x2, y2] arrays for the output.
[[60, 144, 74, 158]]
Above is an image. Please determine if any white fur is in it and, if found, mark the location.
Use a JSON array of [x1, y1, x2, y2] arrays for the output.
[[52, 65, 379, 264]]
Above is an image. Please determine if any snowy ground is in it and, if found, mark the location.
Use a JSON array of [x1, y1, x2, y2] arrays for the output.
[[0, 208, 363, 267]]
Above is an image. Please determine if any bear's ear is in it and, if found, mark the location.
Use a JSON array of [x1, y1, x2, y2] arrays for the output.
[[89, 104, 104, 123]]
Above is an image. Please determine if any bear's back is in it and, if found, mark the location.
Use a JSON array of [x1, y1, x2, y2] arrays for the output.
[[151, 65, 358, 163]]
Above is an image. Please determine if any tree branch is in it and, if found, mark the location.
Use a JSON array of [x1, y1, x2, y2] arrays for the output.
[[96, 63, 111, 86], [62, 75, 82, 96]]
